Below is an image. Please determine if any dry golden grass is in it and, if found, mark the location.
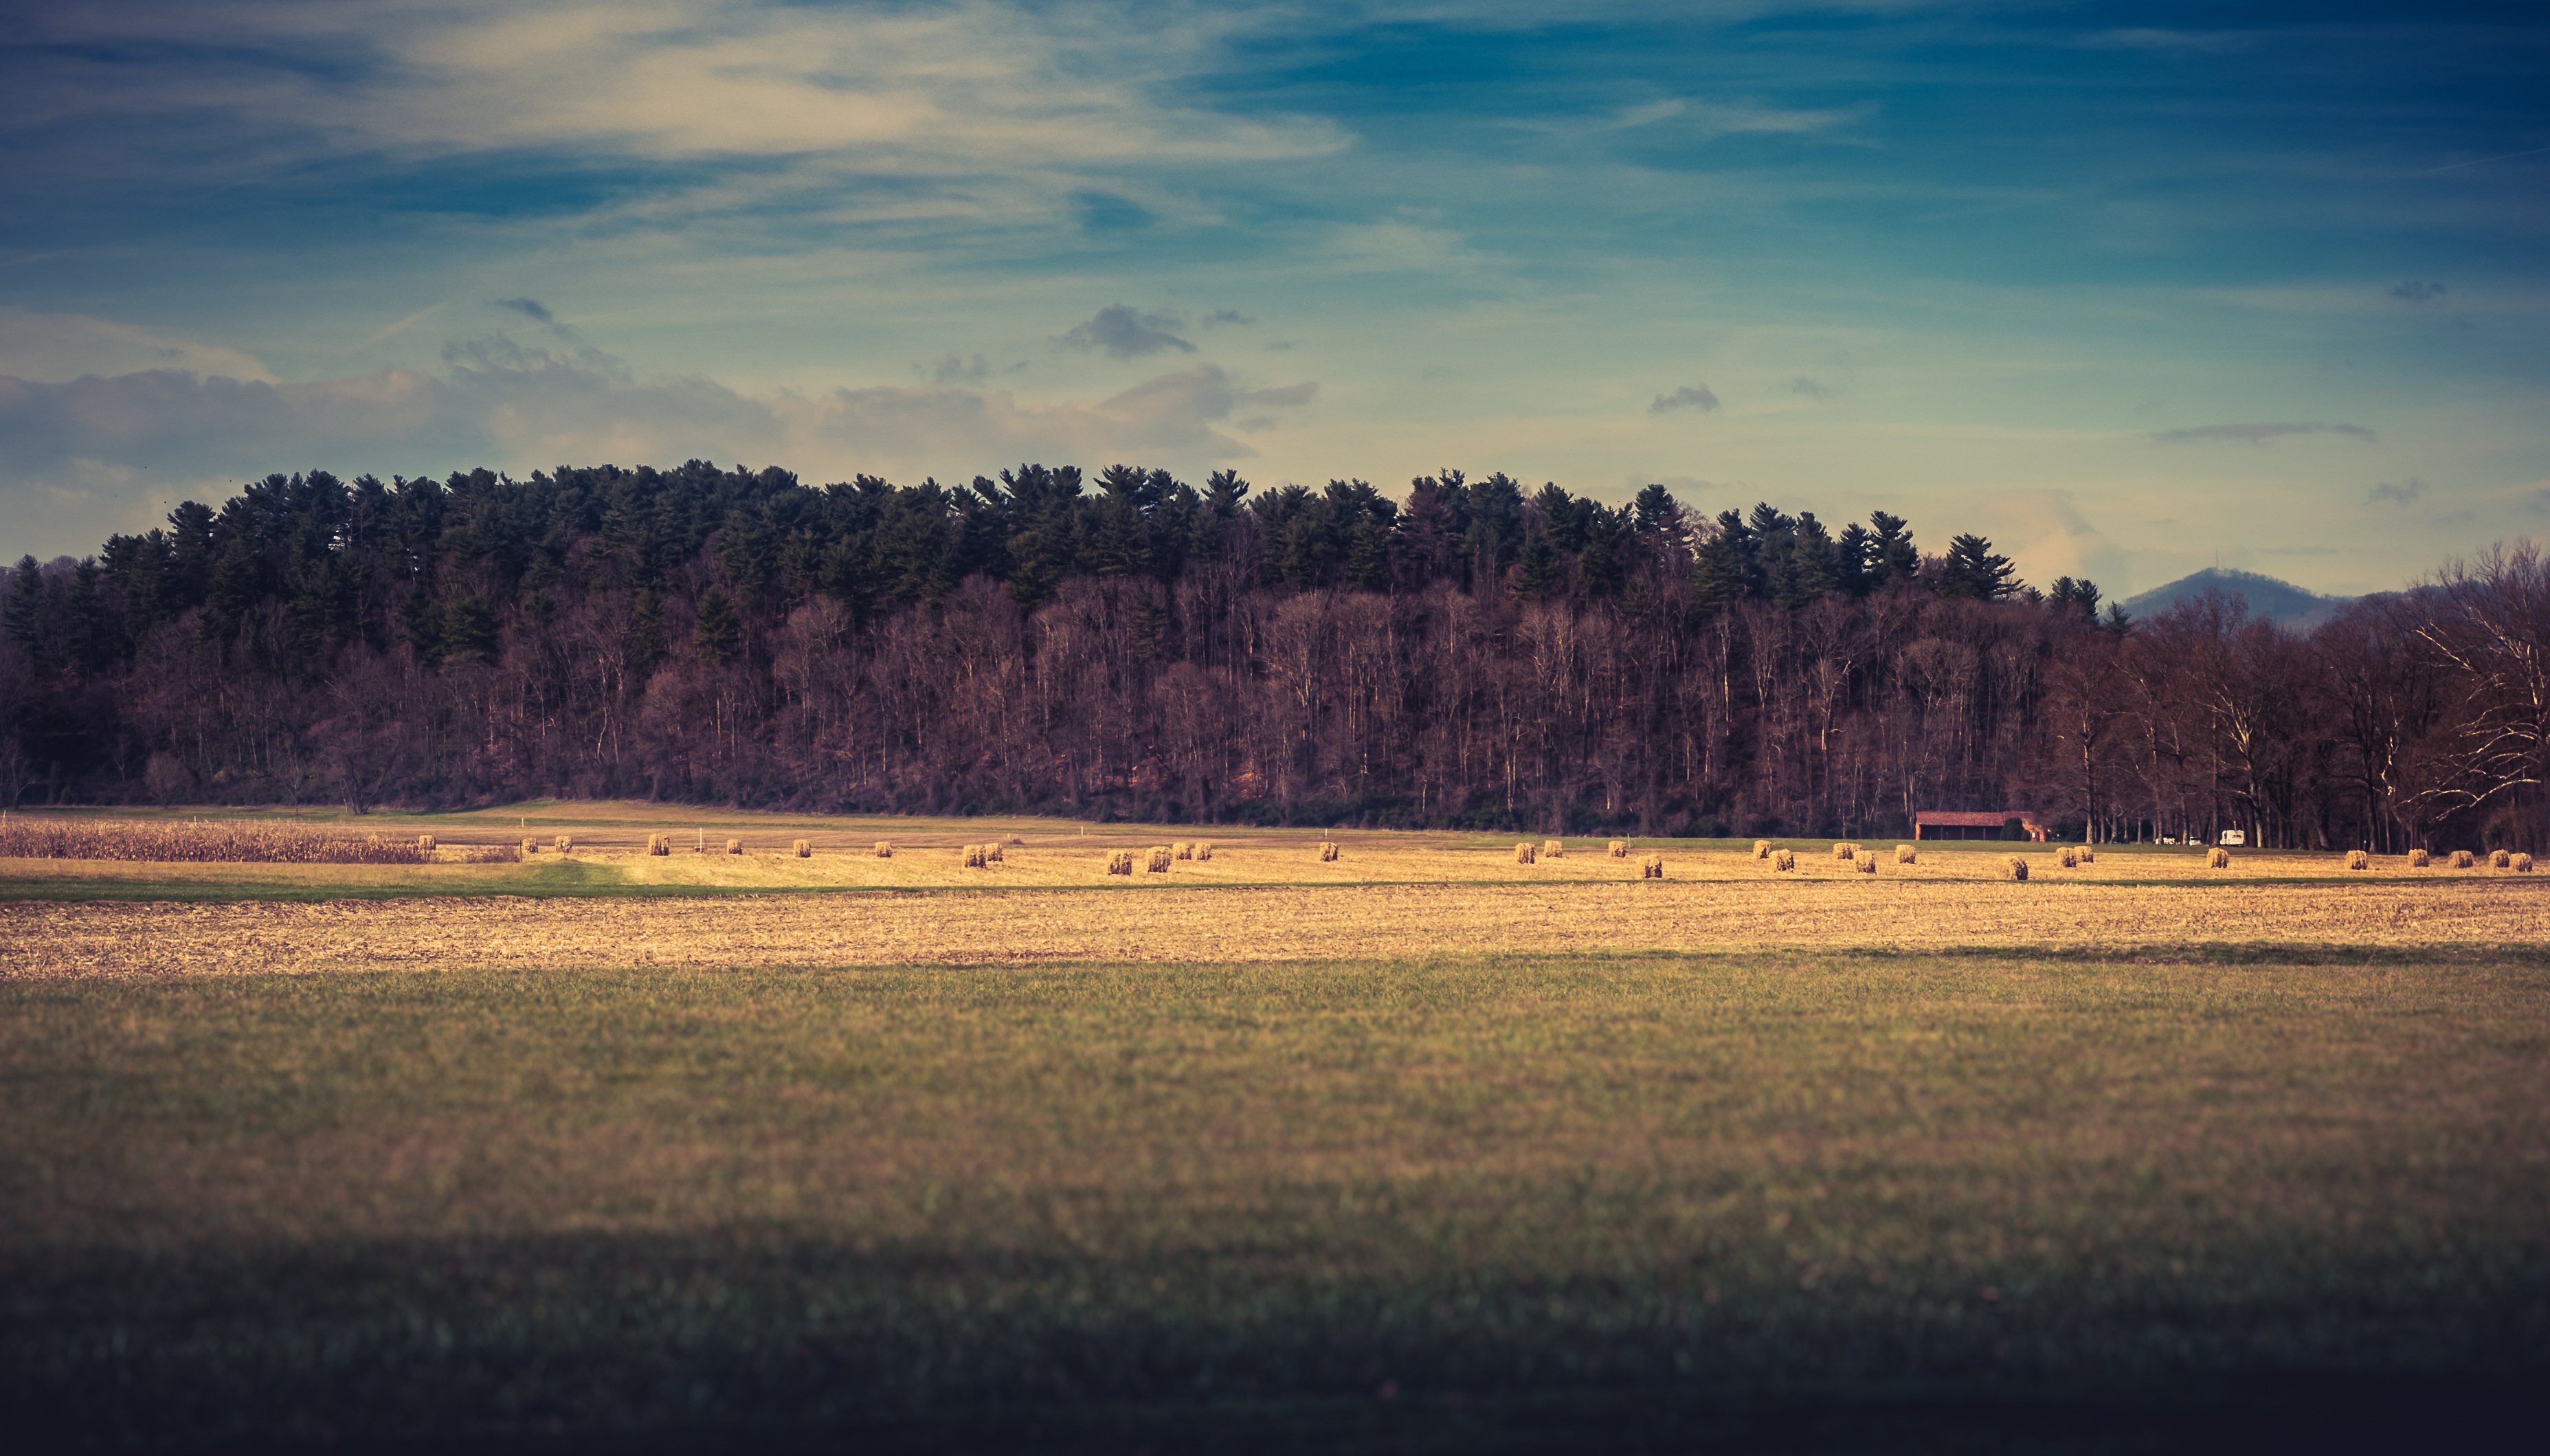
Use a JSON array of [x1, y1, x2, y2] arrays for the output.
[[0, 818, 428, 864], [11, 875, 2549, 979]]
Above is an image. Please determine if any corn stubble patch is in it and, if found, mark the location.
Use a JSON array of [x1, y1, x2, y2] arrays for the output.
[[0, 818, 435, 865]]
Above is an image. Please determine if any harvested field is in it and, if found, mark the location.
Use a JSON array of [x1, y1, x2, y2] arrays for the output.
[[7, 803, 2547, 1449], [7, 877, 2548, 978]]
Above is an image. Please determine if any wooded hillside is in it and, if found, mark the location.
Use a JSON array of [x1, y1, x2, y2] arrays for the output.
[[5, 460, 2545, 850]]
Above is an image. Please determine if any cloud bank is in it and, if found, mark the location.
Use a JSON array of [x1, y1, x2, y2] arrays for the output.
[[0, 344, 1316, 557]]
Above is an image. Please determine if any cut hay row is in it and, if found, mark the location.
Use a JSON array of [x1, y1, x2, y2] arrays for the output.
[[0, 818, 431, 865]]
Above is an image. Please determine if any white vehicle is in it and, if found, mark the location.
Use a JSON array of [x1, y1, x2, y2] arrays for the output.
[[2217, 829, 2246, 847]]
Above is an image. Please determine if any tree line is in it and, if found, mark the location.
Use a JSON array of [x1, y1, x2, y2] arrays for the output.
[[5, 458, 2547, 850]]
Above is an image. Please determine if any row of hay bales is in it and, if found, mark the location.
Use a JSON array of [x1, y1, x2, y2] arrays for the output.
[[1106, 840, 1216, 875]]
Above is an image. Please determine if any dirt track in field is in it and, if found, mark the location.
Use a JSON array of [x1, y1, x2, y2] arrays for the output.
[[7, 877, 2546, 978]]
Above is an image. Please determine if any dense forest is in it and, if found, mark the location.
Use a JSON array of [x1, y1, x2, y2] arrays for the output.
[[5, 460, 2549, 850]]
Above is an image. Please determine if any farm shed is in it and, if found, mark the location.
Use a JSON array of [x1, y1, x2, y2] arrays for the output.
[[1914, 809, 2050, 842]]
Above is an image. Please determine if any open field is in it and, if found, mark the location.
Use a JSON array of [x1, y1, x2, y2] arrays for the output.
[[6, 948, 2547, 1448], [0, 802, 2527, 902], [5, 806, 2547, 1448]]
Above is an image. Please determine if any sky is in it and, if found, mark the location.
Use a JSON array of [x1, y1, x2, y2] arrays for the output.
[[2, 1, 2545, 597]]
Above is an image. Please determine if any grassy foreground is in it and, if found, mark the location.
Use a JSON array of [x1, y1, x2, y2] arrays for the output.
[[5, 950, 2547, 1448]]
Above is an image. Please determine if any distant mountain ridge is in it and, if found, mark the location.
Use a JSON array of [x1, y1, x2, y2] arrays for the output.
[[2116, 568, 2355, 629]]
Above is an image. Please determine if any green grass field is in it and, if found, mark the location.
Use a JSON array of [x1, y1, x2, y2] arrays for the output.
[[7, 946, 2546, 1449]]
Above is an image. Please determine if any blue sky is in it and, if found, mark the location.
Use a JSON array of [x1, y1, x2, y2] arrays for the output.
[[3, 1, 2545, 595]]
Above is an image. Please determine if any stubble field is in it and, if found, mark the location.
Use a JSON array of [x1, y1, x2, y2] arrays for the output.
[[3, 807, 2547, 1450]]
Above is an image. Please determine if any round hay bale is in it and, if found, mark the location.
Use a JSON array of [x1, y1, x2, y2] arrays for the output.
[[2517, 852, 2536, 872], [1753, 839, 1772, 860], [1894, 844, 1916, 865], [2409, 847, 2430, 868], [726, 838, 743, 855], [1107, 849, 1134, 876], [520, 838, 537, 854], [875, 840, 893, 858], [648, 833, 671, 857], [1641, 853, 1664, 879], [2491, 848, 2512, 868], [2058, 847, 2079, 869], [2078, 847, 2095, 863], [1771, 849, 1796, 872], [1148, 845, 1172, 873], [2452, 850, 2476, 869], [1194, 842, 1214, 862], [794, 839, 812, 858], [1543, 839, 1565, 858], [417, 834, 436, 851], [1831, 842, 1856, 861], [2006, 856, 2030, 881], [2345, 849, 2368, 870], [1854, 850, 1877, 874], [1609, 839, 1629, 858], [554, 834, 572, 853], [1514, 842, 1537, 864], [1319, 840, 1341, 862], [2208, 846, 2230, 869]]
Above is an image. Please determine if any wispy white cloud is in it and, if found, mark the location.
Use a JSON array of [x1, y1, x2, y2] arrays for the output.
[[0, 307, 276, 384], [2145, 421, 2377, 445]]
